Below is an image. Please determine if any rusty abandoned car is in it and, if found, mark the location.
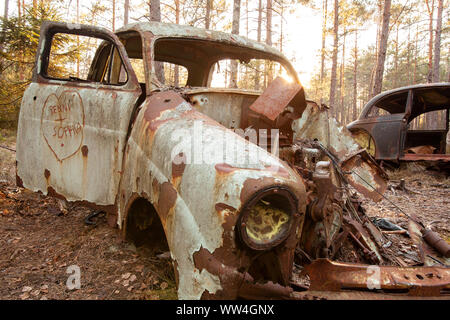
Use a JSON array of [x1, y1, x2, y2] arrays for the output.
[[347, 83, 450, 164], [15, 21, 450, 299]]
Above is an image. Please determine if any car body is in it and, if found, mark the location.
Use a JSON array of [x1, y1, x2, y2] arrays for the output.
[[347, 83, 450, 162], [16, 21, 450, 300]]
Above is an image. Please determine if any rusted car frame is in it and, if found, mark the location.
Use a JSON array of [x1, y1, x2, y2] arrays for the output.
[[347, 83, 450, 162], [16, 21, 450, 300]]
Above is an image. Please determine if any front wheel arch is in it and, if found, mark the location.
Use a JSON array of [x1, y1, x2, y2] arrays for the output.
[[123, 196, 178, 295]]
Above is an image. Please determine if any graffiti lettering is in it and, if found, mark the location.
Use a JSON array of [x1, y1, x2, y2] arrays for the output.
[[49, 103, 71, 115], [52, 123, 83, 139], [41, 91, 85, 161]]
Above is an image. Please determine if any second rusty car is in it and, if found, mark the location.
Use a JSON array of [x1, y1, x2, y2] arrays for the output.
[[347, 83, 450, 163]]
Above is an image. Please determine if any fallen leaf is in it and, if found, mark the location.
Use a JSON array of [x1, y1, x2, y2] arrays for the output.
[[20, 292, 29, 300], [160, 282, 168, 290], [22, 286, 32, 292], [140, 283, 147, 290], [121, 272, 131, 280], [135, 265, 144, 273]]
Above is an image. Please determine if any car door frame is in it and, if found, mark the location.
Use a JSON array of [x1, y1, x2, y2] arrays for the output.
[[16, 22, 142, 210], [350, 90, 412, 161]]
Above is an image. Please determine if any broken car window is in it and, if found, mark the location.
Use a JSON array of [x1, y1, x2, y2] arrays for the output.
[[160, 62, 188, 87], [367, 106, 391, 117], [129, 58, 145, 83], [409, 109, 448, 130], [46, 33, 127, 85], [210, 59, 294, 91]]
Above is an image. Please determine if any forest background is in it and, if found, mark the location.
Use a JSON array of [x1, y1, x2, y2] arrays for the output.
[[0, 0, 448, 129]]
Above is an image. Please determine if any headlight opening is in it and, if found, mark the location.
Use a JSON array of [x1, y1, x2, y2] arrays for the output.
[[239, 187, 297, 251]]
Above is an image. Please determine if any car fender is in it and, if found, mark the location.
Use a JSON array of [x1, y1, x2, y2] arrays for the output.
[[117, 91, 307, 299]]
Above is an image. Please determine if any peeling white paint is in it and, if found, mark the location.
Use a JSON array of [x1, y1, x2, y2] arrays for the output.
[[117, 96, 305, 299]]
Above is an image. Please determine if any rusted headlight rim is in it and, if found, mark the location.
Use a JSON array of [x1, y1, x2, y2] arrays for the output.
[[238, 186, 297, 251]]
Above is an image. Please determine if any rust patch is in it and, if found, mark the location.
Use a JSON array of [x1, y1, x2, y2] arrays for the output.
[[16, 174, 24, 188], [249, 77, 302, 121], [45, 186, 117, 216], [215, 163, 291, 178], [136, 177, 140, 189], [172, 153, 186, 179], [215, 203, 237, 213], [81, 145, 88, 157], [157, 182, 177, 221], [44, 169, 51, 179], [303, 259, 450, 297], [341, 150, 388, 202], [152, 178, 159, 198], [240, 177, 277, 206], [143, 91, 186, 122], [215, 163, 238, 174]]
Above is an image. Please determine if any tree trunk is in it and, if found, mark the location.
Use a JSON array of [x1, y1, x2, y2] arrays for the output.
[[205, 0, 211, 29], [320, 0, 328, 104], [413, 24, 418, 83], [425, 0, 435, 127], [432, 0, 443, 82], [246, 0, 249, 38], [0, 0, 9, 75], [369, 0, 383, 95], [150, 0, 165, 84], [339, 28, 346, 124], [254, 0, 262, 90], [229, 0, 240, 88], [112, 0, 116, 31], [174, 0, 180, 86], [370, 0, 391, 98], [426, 0, 435, 83], [394, 22, 399, 87], [329, 0, 338, 113], [280, 4, 284, 53], [266, 0, 273, 84], [77, 0, 80, 78], [4, 0, 9, 20], [353, 30, 358, 122], [124, 0, 129, 26], [407, 26, 411, 84]]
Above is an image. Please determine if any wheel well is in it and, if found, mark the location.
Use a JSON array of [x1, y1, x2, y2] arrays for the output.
[[124, 197, 169, 253]]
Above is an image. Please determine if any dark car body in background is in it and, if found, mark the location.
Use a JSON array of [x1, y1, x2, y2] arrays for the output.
[[347, 83, 450, 162]]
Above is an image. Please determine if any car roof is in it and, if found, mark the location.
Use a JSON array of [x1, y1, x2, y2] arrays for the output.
[[361, 83, 450, 117], [116, 21, 287, 61]]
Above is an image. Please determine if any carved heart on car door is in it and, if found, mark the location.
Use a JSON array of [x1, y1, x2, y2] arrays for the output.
[[41, 90, 85, 161]]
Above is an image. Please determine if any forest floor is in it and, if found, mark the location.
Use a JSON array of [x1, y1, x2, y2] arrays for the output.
[[0, 130, 449, 300]]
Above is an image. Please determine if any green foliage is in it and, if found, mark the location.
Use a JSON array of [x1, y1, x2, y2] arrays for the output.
[[0, 2, 69, 125]]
